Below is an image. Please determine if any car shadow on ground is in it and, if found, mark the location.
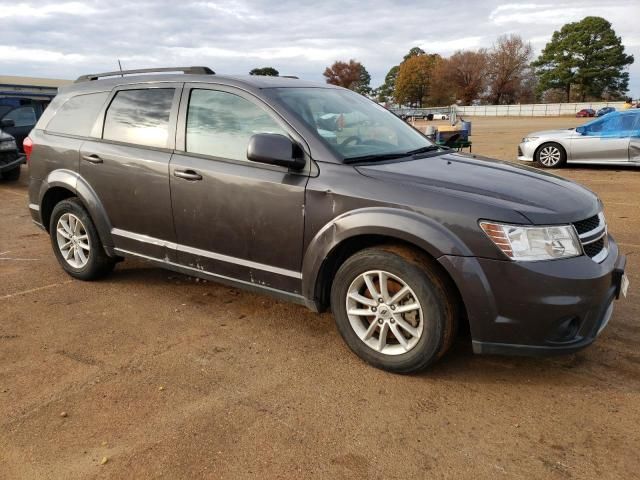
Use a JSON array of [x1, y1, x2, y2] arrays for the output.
[[101, 262, 635, 391]]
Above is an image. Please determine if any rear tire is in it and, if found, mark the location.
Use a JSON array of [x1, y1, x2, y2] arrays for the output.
[[1, 165, 20, 181], [330, 245, 458, 373], [535, 142, 566, 168], [49, 198, 116, 280]]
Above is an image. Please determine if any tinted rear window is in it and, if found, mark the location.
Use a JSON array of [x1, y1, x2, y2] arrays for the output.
[[46, 92, 109, 136], [103, 89, 174, 148]]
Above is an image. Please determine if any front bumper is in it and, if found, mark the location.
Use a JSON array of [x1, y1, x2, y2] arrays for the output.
[[0, 152, 25, 173], [517, 141, 536, 162], [439, 236, 626, 356]]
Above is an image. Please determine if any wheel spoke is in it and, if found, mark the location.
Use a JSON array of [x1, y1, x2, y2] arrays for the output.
[[378, 271, 390, 301], [77, 239, 90, 250], [388, 285, 410, 305], [60, 240, 73, 250], [394, 302, 420, 314], [377, 323, 389, 351], [60, 218, 72, 236], [394, 315, 419, 338], [348, 291, 377, 307], [363, 319, 378, 340], [390, 323, 409, 350], [73, 247, 80, 264], [65, 246, 75, 260], [57, 228, 71, 240], [348, 308, 373, 316], [363, 273, 379, 298], [77, 246, 87, 264]]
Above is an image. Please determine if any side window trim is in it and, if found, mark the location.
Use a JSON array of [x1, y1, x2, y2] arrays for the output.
[[90, 82, 183, 151], [175, 83, 311, 171], [44, 91, 110, 138]]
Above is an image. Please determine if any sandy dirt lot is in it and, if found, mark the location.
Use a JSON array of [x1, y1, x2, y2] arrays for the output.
[[1, 116, 639, 479]]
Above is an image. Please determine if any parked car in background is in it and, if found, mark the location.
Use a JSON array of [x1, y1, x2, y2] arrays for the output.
[[0, 128, 23, 180], [596, 106, 616, 117], [576, 108, 596, 118], [518, 110, 640, 168], [26, 66, 628, 373], [0, 102, 46, 152], [431, 112, 449, 120]]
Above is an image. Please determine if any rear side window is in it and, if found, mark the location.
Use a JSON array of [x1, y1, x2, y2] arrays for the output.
[[103, 89, 174, 148], [46, 92, 109, 136], [4, 106, 37, 127], [186, 89, 286, 161]]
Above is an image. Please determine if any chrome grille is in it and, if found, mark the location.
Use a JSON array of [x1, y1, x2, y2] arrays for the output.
[[573, 212, 608, 263]]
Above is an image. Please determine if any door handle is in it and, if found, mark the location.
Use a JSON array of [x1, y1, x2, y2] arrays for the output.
[[174, 169, 202, 181], [82, 154, 103, 164]]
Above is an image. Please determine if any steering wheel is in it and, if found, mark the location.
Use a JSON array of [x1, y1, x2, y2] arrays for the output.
[[340, 136, 362, 146]]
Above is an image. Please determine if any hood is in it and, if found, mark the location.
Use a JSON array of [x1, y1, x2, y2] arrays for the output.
[[355, 153, 600, 224], [528, 129, 575, 137]]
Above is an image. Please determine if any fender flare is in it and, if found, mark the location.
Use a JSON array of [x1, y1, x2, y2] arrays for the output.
[[301, 207, 472, 301], [39, 169, 115, 252]]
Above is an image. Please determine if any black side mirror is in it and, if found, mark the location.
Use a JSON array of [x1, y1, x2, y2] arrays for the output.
[[247, 133, 305, 170], [0, 119, 15, 128]]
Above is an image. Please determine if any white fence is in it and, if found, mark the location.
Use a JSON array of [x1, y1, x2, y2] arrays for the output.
[[454, 101, 626, 117]]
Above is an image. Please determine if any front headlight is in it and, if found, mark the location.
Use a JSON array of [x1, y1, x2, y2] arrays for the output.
[[521, 136, 539, 143], [0, 139, 17, 151], [480, 221, 582, 261]]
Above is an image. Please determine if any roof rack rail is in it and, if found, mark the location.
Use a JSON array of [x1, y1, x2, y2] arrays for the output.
[[75, 66, 215, 83], [280, 75, 299, 79]]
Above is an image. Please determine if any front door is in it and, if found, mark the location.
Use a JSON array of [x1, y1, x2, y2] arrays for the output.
[[169, 85, 309, 293], [571, 113, 633, 163], [79, 85, 181, 259]]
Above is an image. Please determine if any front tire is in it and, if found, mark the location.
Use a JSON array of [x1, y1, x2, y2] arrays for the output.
[[49, 198, 115, 280], [330, 245, 458, 373], [1, 165, 20, 181], [535, 142, 566, 168]]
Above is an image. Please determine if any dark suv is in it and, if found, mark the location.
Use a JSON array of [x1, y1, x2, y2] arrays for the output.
[[26, 67, 628, 373]]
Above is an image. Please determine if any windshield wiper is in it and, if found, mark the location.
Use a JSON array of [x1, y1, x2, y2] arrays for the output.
[[405, 145, 447, 155], [343, 145, 447, 164], [343, 152, 410, 164]]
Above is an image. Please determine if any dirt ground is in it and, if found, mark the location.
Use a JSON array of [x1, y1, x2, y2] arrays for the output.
[[1, 116, 639, 479]]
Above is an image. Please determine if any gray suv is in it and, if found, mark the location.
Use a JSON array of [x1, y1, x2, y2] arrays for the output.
[[26, 67, 628, 373]]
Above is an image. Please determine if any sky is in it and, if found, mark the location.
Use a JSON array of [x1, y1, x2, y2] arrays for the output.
[[1, 0, 638, 96]]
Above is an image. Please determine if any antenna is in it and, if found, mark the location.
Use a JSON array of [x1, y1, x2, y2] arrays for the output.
[[117, 59, 123, 77]]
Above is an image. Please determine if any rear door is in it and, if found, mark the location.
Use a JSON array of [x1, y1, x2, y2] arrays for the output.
[[169, 84, 310, 293], [79, 84, 181, 260], [571, 113, 631, 163]]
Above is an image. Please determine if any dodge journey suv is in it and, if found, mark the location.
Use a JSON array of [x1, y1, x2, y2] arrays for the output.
[[26, 67, 628, 373]]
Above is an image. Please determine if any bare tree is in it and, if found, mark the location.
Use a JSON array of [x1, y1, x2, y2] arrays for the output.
[[486, 35, 533, 104], [442, 49, 488, 105]]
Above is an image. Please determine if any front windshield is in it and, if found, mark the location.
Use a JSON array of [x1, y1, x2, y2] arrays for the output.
[[270, 87, 433, 161]]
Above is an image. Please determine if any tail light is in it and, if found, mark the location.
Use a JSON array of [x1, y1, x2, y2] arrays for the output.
[[23, 136, 33, 164]]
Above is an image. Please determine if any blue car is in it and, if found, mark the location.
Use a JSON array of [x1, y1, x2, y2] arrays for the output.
[[596, 106, 616, 117]]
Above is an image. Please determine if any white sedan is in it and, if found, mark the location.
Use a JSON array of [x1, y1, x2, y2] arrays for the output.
[[518, 110, 640, 168]]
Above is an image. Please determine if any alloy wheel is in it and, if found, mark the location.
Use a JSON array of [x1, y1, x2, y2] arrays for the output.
[[56, 213, 91, 269], [345, 270, 424, 355], [539, 145, 561, 167]]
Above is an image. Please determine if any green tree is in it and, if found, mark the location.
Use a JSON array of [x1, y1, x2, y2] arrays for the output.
[[532, 16, 634, 101], [355, 65, 372, 95], [403, 46, 426, 62], [249, 67, 279, 76], [376, 65, 399, 103]]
